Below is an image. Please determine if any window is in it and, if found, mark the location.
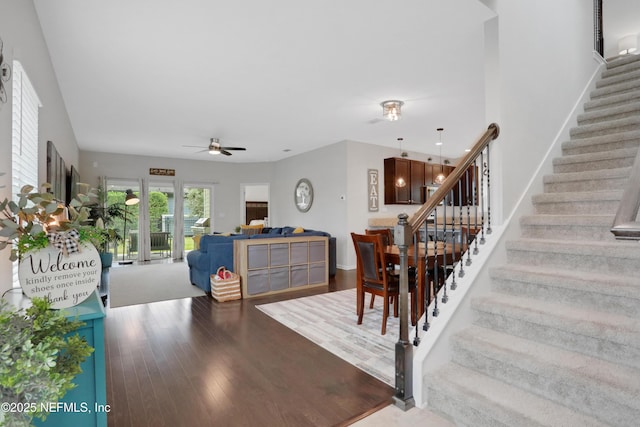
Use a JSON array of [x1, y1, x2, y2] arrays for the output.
[[11, 61, 41, 287]]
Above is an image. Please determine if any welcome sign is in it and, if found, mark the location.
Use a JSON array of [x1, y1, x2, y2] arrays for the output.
[[19, 243, 101, 309]]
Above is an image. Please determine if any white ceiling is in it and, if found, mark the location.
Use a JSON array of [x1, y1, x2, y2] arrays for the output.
[[33, 0, 495, 163], [32, 1, 638, 164]]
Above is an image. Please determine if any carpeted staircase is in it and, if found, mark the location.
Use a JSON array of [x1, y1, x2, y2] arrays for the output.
[[425, 54, 640, 426]]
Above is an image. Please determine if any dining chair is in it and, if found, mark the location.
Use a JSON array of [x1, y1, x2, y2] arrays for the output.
[[365, 228, 393, 246], [351, 232, 415, 335], [366, 228, 396, 274]]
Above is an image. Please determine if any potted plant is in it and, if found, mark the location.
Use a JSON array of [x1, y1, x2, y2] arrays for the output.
[[84, 185, 124, 270], [0, 179, 96, 426], [0, 298, 93, 426]]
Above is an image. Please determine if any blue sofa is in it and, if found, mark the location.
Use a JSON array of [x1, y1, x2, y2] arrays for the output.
[[187, 227, 336, 292]]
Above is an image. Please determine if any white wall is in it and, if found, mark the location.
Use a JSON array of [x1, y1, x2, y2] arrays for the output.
[[493, 0, 598, 220], [270, 142, 349, 266], [0, 0, 79, 294], [344, 141, 438, 269], [244, 184, 269, 202], [79, 151, 274, 233]]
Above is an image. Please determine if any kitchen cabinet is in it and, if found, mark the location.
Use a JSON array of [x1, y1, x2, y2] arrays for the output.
[[384, 158, 425, 204], [385, 157, 477, 206]]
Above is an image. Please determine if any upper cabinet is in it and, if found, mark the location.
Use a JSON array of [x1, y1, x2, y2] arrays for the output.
[[384, 158, 431, 204], [384, 157, 474, 205]]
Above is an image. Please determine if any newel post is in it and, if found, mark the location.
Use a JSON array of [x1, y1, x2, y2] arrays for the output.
[[393, 213, 415, 410]]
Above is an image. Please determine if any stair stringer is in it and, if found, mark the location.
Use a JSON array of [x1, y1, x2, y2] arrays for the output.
[[411, 61, 606, 408]]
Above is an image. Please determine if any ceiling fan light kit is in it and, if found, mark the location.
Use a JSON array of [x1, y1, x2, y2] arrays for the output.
[[183, 138, 247, 157]]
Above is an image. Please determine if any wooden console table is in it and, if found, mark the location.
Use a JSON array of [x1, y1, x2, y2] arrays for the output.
[[234, 236, 329, 298]]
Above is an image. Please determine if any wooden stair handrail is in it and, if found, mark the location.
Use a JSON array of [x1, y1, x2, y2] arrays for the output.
[[408, 123, 500, 233]]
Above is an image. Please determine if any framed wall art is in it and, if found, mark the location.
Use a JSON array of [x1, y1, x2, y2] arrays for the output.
[[294, 178, 313, 213]]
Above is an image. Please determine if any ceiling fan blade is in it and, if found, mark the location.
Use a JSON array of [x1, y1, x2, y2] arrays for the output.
[[220, 146, 246, 151], [182, 144, 208, 148], [220, 149, 232, 156]]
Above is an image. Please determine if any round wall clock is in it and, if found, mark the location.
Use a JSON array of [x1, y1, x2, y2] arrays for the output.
[[294, 178, 313, 213]]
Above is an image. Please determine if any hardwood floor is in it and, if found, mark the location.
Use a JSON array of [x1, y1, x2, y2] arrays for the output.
[[104, 269, 394, 427]]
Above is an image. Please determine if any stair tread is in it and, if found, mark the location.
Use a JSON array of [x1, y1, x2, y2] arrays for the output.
[[553, 147, 637, 165], [506, 237, 640, 256], [570, 116, 640, 137], [596, 68, 640, 89], [453, 325, 640, 397], [562, 129, 640, 151], [519, 214, 615, 226], [543, 166, 631, 183], [430, 364, 604, 427], [491, 263, 639, 295], [591, 77, 640, 100], [579, 100, 640, 122], [584, 88, 640, 112], [605, 55, 640, 71], [472, 292, 640, 343], [532, 189, 623, 203]]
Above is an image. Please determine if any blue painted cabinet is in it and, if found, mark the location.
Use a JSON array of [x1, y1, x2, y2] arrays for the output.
[[33, 291, 107, 427]]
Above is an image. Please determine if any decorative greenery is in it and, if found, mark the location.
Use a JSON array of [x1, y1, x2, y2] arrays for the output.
[[0, 182, 103, 261], [85, 185, 123, 253], [0, 297, 93, 426], [0, 176, 96, 426]]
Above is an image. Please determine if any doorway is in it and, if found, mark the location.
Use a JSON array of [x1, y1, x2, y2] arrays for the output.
[[242, 184, 269, 226]]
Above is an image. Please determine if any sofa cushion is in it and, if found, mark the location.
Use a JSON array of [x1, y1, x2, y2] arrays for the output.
[[199, 234, 249, 253], [241, 224, 263, 235]]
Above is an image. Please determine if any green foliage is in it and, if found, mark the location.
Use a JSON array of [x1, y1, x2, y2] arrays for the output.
[[0, 183, 108, 260], [185, 188, 205, 218], [85, 185, 124, 252], [148, 191, 169, 232], [0, 298, 93, 426]]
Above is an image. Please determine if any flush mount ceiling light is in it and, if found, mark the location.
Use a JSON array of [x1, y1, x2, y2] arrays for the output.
[[381, 100, 404, 121], [618, 34, 638, 55]]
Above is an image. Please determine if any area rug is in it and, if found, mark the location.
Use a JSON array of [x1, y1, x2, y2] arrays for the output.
[[256, 288, 404, 386], [109, 262, 205, 308]]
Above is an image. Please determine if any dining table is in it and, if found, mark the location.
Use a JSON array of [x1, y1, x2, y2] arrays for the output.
[[384, 241, 467, 319]]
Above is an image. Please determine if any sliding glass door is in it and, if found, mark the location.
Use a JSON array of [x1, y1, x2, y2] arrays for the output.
[[148, 181, 175, 260], [105, 179, 140, 264], [183, 184, 213, 254]]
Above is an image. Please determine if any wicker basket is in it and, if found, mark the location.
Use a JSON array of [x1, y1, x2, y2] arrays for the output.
[[210, 271, 241, 302]]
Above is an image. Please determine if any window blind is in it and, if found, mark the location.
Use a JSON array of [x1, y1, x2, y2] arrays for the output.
[[11, 61, 41, 288]]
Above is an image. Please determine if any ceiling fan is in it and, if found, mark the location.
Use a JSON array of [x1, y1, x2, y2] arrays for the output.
[[184, 138, 247, 156]]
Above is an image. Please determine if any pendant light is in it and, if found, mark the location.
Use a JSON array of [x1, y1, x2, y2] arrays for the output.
[[395, 137, 407, 187], [435, 128, 446, 184]]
